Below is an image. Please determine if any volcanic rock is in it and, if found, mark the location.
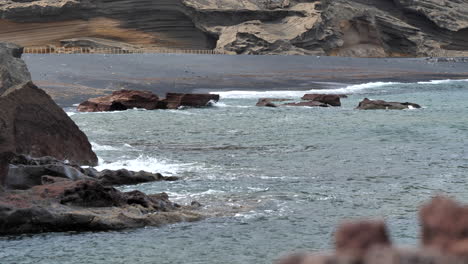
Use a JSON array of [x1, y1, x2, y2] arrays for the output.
[[301, 94, 345, 107], [0, 43, 97, 166], [163, 93, 220, 109], [97, 169, 179, 186], [356, 98, 421, 110], [0, 179, 202, 235], [77, 89, 161, 112]]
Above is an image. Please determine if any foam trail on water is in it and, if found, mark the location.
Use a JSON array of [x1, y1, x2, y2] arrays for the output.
[[91, 142, 118, 151], [95, 155, 192, 175], [211, 82, 400, 99], [417, 79, 468, 85]]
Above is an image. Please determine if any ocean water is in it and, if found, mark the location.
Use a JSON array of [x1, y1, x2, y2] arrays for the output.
[[2, 80, 468, 264]]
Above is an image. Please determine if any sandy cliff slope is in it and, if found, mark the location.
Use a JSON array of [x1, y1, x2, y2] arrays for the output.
[[0, 0, 467, 57]]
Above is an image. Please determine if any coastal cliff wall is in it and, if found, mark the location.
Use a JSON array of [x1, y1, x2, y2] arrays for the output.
[[1, 0, 467, 57]]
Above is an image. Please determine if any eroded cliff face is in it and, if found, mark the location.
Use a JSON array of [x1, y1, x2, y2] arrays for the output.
[[1, 0, 467, 57]]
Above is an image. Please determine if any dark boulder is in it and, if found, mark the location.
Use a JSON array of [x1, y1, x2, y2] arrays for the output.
[[301, 94, 345, 106], [60, 180, 127, 207], [77, 89, 161, 112], [0, 43, 97, 166], [97, 169, 179, 186], [356, 98, 421, 110], [164, 93, 220, 109]]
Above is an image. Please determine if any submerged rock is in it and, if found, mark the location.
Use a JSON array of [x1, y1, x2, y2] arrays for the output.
[[163, 93, 220, 109], [97, 169, 179, 186], [0, 43, 97, 166], [356, 98, 421, 110], [255, 98, 292, 107], [301, 94, 345, 107], [77, 89, 161, 112], [282, 101, 329, 107]]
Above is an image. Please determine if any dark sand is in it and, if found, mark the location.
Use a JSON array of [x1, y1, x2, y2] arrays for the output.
[[23, 54, 468, 106]]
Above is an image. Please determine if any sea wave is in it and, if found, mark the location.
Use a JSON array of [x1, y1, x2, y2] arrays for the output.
[[95, 155, 193, 175], [210, 81, 400, 99], [417, 79, 468, 85], [91, 142, 118, 151]]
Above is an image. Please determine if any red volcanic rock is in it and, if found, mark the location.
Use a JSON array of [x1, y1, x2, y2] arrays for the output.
[[164, 93, 220, 109], [356, 98, 421, 110], [77, 89, 161, 112], [420, 196, 468, 256], [301, 94, 345, 106], [335, 220, 391, 257], [283, 101, 329, 107]]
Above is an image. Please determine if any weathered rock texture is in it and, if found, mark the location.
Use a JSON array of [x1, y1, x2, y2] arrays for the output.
[[78, 90, 220, 112], [0, 43, 97, 166], [277, 196, 468, 264], [2, 0, 467, 56], [356, 98, 421, 110], [0, 179, 201, 235], [4, 154, 178, 190]]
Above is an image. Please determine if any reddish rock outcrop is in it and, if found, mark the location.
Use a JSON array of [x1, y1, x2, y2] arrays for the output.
[[164, 93, 220, 109], [77, 91, 220, 111], [256, 98, 293, 107], [301, 94, 345, 107], [77, 89, 161, 112], [356, 98, 421, 110]]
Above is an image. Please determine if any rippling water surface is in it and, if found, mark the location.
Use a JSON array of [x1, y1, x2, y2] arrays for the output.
[[2, 80, 468, 264]]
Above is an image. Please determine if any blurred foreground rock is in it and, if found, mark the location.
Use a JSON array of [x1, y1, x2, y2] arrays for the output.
[[277, 196, 468, 264]]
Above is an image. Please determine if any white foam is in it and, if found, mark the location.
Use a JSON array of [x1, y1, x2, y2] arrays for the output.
[[417, 79, 468, 85], [66, 112, 76, 117], [95, 155, 191, 175], [211, 82, 400, 99], [91, 142, 118, 151]]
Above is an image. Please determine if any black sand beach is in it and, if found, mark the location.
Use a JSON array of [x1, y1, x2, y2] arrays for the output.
[[23, 54, 468, 106]]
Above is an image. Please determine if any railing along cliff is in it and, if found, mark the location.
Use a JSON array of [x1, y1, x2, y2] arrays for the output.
[[23, 47, 225, 55]]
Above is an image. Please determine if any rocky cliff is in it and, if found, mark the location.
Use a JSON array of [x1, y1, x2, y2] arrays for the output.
[[1, 0, 467, 57], [0, 43, 98, 167]]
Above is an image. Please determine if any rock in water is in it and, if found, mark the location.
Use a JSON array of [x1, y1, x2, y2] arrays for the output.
[[301, 94, 345, 107], [164, 93, 220, 109], [282, 101, 330, 107], [0, 43, 97, 166], [356, 98, 421, 110], [77, 89, 161, 112]]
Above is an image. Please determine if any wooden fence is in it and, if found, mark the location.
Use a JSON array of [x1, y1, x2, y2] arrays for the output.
[[23, 47, 225, 55]]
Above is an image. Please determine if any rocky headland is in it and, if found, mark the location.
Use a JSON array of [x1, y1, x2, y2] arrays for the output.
[[1, 0, 468, 57], [0, 43, 202, 235]]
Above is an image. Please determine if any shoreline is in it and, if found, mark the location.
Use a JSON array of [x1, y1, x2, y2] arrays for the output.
[[23, 54, 468, 106]]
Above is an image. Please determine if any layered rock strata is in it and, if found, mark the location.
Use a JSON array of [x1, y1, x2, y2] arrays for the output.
[[2, 0, 468, 56]]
